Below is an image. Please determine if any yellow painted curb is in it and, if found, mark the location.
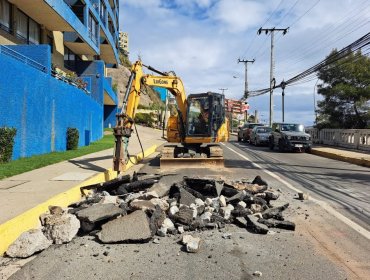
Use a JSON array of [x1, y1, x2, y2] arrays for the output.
[[311, 149, 370, 168], [0, 145, 158, 255]]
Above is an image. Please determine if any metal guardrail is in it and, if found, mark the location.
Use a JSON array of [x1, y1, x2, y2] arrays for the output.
[[0, 45, 47, 73], [306, 128, 370, 152]]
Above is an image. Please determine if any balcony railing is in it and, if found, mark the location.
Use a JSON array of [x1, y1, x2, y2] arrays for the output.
[[0, 45, 47, 73], [51, 67, 90, 94]]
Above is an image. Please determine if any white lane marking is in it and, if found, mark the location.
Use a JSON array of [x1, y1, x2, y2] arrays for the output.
[[222, 143, 370, 241]]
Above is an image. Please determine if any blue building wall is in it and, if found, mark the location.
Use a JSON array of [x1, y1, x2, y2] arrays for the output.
[[153, 87, 168, 102], [77, 60, 105, 105], [104, 105, 117, 128], [0, 49, 103, 160], [6, 45, 51, 74]]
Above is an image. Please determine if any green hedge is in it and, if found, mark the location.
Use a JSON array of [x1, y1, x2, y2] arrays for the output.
[[67, 128, 79, 150], [0, 127, 17, 163], [134, 113, 156, 127]]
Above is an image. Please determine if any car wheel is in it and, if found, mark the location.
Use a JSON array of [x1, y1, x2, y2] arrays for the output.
[[305, 147, 312, 153], [278, 140, 285, 152], [269, 138, 274, 150]]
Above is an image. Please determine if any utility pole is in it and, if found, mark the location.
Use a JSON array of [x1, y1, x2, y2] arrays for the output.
[[238, 58, 255, 99], [219, 88, 228, 95], [257, 27, 289, 126]]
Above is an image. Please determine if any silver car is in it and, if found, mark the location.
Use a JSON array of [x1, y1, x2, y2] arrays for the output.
[[250, 126, 272, 146]]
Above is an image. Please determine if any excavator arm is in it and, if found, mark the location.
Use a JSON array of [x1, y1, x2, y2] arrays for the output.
[[113, 61, 188, 173]]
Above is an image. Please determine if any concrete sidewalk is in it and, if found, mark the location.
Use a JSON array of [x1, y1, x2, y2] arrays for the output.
[[311, 146, 370, 168], [0, 125, 166, 254]]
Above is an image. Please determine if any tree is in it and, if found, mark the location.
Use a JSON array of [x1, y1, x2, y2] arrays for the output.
[[316, 50, 370, 129]]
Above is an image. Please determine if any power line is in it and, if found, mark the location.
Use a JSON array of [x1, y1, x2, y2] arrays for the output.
[[241, 0, 284, 58], [248, 31, 370, 97], [277, 0, 370, 64]]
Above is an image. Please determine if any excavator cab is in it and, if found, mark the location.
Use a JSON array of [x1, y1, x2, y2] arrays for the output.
[[160, 92, 229, 168], [186, 92, 225, 140]]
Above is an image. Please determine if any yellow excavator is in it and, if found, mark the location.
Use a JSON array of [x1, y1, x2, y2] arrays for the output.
[[113, 60, 229, 172]]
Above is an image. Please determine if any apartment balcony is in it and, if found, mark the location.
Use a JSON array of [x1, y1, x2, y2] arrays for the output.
[[9, 0, 99, 55], [99, 0, 119, 65]]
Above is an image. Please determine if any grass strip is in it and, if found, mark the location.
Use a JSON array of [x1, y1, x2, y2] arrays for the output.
[[0, 131, 114, 180]]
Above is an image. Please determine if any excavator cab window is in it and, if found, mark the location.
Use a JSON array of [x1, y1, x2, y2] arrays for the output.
[[187, 96, 210, 136]]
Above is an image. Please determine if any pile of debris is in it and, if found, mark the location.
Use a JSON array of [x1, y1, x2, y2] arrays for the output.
[[6, 173, 296, 257]]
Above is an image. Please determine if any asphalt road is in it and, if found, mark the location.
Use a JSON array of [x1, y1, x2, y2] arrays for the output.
[[227, 138, 370, 232], [4, 141, 370, 280]]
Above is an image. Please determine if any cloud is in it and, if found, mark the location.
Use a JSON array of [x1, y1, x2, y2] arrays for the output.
[[210, 0, 267, 32], [119, 0, 370, 126]]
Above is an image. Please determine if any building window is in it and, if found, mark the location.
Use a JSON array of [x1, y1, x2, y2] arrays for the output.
[[47, 35, 53, 53], [29, 18, 40, 44], [88, 12, 98, 45], [0, 0, 11, 32], [16, 11, 28, 40], [64, 46, 79, 70], [100, 1, 106, 25], [16, 10, 40, 44]]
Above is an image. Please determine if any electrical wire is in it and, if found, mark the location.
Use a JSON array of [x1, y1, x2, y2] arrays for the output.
[[277, 0, 370, 64], [240, 0, 284, 58], [248, 31, 370, 97]]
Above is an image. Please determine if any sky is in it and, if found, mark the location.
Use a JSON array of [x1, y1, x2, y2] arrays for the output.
[[119, 0, 370, 126]]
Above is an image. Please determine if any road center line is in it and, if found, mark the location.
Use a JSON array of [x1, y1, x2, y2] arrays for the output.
[[221, 142, 370, 240]]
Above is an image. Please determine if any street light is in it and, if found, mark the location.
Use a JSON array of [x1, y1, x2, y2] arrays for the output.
[[280, 80, 287, 123]]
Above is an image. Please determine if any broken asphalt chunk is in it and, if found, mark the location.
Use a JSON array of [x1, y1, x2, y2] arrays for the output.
[[257, 218, 296, 231], [261, 203, 289, 220], [246, 215, 269, 234], [98, 210, 152, 243]]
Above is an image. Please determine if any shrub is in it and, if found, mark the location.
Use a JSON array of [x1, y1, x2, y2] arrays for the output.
[[0, 127, 17, 163], [67, 128, 79, 150], [134, 113, 155, 127]]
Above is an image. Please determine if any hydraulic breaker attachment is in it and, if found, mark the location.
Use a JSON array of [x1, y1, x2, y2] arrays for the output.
[[113, 113, 134, 173]]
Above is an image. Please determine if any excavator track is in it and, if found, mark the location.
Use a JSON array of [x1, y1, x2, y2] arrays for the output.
[[160, 144, 224, 169]]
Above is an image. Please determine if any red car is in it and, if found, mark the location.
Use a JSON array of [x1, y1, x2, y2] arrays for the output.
[[237, 123, 264, 142]]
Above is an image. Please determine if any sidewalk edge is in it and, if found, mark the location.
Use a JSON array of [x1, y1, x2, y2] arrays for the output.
[[311, 148, 370, 168], [0, 144, 158, 256]]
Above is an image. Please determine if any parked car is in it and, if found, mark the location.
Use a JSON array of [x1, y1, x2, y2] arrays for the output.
[[237, 123, 264, 142], [269, 122, 312, 152], [250, 126, 272, 146]]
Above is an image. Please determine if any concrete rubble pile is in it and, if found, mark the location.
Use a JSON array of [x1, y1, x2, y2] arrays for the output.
[[6, 173, 296, 257], [72, 173, 296, 246]]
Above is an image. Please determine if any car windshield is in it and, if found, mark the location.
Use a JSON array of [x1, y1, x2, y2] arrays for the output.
[[281, 124, 305, 132], [250, 124, 262, 129], [256, 127, 271, 133]]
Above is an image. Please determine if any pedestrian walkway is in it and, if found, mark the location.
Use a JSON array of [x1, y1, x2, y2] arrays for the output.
[[0, 126, 165, 255]]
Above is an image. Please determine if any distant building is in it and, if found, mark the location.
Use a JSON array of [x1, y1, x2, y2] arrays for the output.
[[119, 31, 129, 54], [225, 99, 243, 113], [0, 0, 121, 159]]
